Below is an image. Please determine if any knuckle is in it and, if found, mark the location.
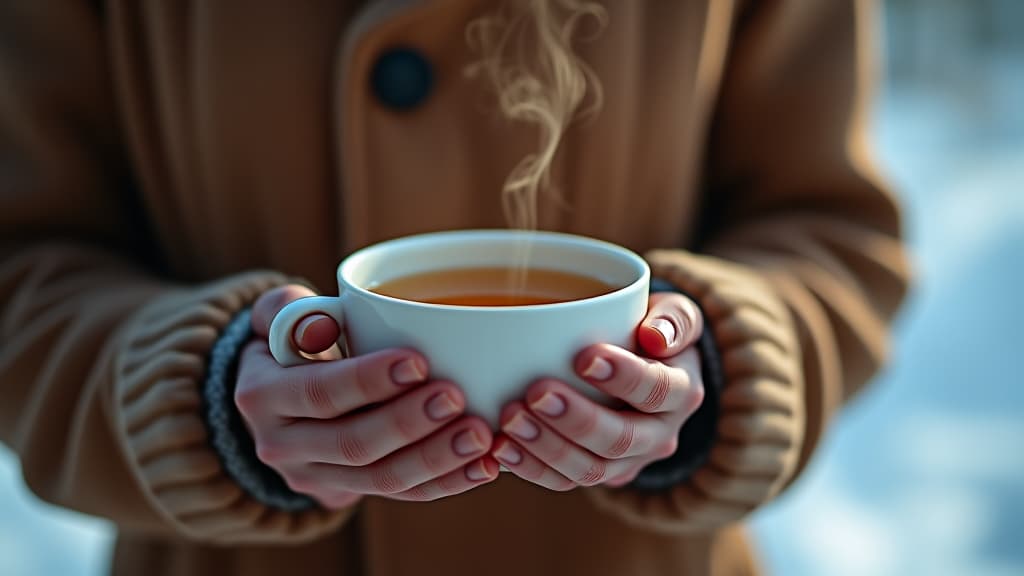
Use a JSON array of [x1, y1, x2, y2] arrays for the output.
[[404, 483, 434, 502], [621, 468, 641, 483], [337, 428, 371, 466], [656, 437, 679, 459], [605, 419, 636, 458], [282, 473, 314, 495], [437, 471, 461, 495], [390, 404, 422, 444], [233, 381, 264, 417], [299, 372, 335, 415], [518, 457, 547, 482], [684, 381, 706, 416], [418, 441, 445, 477], [621, 363, 646, 399], [577, 460, 607, 486], [369, 461, 405, 494], [567, 404, 600, 440], [547, 435, 573, 466], [352, 355, 381, 403], [639, 364, 672, 412], [254, 438, 287, 466]]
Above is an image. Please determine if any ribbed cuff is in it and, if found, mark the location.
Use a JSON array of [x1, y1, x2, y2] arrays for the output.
[[584, 250, 803, 533], [114, 271, 350, 544], [203, 308, 316, 512], [629, 278, 723, 491]]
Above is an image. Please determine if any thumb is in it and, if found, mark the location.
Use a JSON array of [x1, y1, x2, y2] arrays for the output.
[[636, 292, 703, 359], [251, 284, 341, 355]]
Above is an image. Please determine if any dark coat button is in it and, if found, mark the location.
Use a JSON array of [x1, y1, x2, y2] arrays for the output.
[[370, 47, 434, 110]]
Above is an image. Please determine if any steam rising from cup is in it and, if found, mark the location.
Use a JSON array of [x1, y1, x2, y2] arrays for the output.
[[465, 0, 607, 293]]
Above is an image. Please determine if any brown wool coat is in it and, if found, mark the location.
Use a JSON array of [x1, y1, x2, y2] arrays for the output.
[[0, 1, 908, 575]]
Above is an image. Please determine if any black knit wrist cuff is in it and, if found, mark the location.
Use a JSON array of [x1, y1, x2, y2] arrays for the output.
[[203, 308, 317, 512], [629, 278, 724, 492]]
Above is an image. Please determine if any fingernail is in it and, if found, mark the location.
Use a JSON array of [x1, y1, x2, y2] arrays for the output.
[[426, 392, 461, 421], [465, 460, 491, 481], [649, 317, 677, 347], [503, 413, 540, 441], [453, 429, 486, 456], [530, 392, 566, 418], [582, 357, 613, 381], [392, 357, 427, 386], [295, 315, 331, 345], [494, 443, 523, 465]]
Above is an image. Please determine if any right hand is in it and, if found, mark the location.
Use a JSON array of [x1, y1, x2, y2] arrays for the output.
[[234, 284, 499, 509]]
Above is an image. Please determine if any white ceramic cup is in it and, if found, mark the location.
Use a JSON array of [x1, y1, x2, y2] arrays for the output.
[[269, 229, 650, 428]]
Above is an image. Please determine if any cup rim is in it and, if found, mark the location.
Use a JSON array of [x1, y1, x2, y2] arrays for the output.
[[337, 229, 650, 312]]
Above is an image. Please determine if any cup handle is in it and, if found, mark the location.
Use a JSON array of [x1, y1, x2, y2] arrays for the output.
[[268, 296, 346, 367]]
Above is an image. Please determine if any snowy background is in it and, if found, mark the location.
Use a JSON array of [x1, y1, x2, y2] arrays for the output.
[[2, 1, 1022, 574], [750, 1, 1024, 574]]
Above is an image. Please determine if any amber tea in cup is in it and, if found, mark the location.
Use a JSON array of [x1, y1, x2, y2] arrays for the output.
[[369, 267, 615, 306]]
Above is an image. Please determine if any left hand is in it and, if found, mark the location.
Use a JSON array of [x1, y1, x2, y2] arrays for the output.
[[491, 292, 706, 490]]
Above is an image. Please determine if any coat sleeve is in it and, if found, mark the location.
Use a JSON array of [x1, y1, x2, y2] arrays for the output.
[[586, 0, 909, 532], [0, 1, 350, 544]]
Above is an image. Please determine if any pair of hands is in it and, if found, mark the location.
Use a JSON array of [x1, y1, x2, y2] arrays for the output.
[[234, 284, 705, 508]]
